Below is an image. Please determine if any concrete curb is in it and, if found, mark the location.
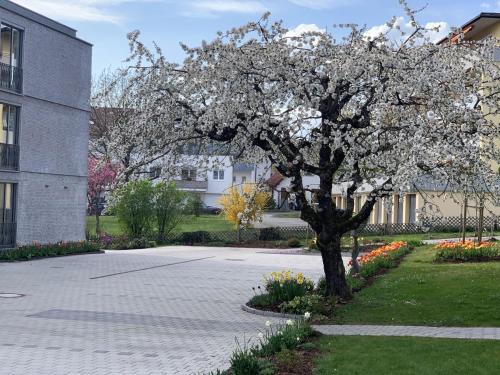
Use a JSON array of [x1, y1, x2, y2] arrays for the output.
[[241, 304, 302, 319]]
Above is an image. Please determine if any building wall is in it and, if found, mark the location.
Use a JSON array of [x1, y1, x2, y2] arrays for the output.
[[0, 3, 91, 244]]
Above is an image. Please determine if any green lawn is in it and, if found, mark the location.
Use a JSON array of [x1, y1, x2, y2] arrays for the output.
[[334, 245, 500, 327], [315, 336, 500, 375], [86, 215, 233, 236]]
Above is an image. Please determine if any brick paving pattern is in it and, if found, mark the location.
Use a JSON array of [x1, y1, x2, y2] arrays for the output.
[[0, 246, 326, 375]]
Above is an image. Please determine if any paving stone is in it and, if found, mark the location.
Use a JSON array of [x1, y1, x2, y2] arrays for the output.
[[314, 324, 500, 340], [0, 245, 326, 374]]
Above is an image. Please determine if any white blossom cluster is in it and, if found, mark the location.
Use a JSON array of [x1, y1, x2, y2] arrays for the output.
[[122, 1, 499, 234]]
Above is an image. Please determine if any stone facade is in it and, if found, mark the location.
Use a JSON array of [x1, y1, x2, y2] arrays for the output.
[[0, 0, 91, 245]]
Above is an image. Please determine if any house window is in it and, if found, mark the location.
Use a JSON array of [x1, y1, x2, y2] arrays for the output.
[[241, 176, 247, 183], [0, 182, 16, 246], [213, 170, 224, 180], [0, 24, 22, 92], [181, 169, 196, 181], [0, 103, 18, 170]]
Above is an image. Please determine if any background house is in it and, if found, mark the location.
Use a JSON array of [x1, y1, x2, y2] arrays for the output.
[[0, 0, 91, 246]]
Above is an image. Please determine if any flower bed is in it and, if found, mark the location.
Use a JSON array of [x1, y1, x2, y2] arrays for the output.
[[434, 240, 499, 262], [0, 241, 102, 262], [247, 270, 335, 317], [349, 241, 411, 279]]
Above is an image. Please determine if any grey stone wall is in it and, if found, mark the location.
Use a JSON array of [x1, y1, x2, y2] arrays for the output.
[[0, 2, 91, 245]]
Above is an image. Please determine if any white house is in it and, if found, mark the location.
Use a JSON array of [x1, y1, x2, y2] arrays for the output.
[[168, 154, 270, 208]]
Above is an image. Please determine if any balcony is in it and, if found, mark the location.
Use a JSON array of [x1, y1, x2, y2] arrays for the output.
[[0, 222, 16, 248], [0, 62, 22, 93], [0, 143, 19, 170]]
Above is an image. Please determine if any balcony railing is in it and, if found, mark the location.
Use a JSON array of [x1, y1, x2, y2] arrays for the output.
[[0, 222, 16, 248], [0, 62, 22, 93], [0, 143, 19, 170]]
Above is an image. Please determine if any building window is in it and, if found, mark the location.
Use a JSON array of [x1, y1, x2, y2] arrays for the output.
[[0, 103, 18, 170], [181, 169, 196, 181], [213, 170, 224, 180], [0, 182, 16, 247], [232, 176, 236, 183], [241, 176, 247, 183], [0, 24, 22, 92]]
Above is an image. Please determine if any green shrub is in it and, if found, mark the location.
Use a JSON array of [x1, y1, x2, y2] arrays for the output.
[[259, 228, 282, 241], [148, 240, 157, 248], [264, 270, 314, 305], [179, 231, 211, 244], [186, 193, 203, 217], [112, 180, 155, 237], [154, 182, 186, 239], [281, 294, 332, 315], [0, 241, 100, 262], [286, 237, 301, 248]]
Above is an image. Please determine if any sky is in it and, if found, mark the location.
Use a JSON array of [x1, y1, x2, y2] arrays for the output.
[[10, 0, 500, 77]]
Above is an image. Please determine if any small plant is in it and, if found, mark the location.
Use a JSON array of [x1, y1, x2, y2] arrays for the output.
[[263, 270, 314, 304], [286, 237, 301, 248], [230, 338, 261, 375], [127, 237, 149, 249], [257, 316, 313, 357], [308, 238, 318, 250], [281, 294, 333, 315]]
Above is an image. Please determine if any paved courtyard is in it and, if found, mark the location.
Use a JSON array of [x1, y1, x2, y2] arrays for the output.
[[0, 246, 329, 375]]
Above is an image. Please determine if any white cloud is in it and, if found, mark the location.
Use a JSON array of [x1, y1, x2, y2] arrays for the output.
[[10, 0, 159, 24], [364, 17, 450, 44], [285, 23, 325, 38], [288, 0, 353, 9], [479, 1, 500, 10], [182, 1, 267, 17]]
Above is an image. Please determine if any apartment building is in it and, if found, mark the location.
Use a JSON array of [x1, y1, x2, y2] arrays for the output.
[[0, 1, 91, 246]]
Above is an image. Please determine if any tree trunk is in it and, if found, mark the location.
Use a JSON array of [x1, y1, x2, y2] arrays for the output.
[[318, 233, 352, 300], [350, 229, 361, 274]]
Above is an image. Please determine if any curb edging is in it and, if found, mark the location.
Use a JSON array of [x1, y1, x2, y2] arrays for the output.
[[241, 304, 302, 319]]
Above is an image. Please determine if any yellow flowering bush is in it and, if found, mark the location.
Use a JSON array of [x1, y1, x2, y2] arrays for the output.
[[218, 183, 270, 230]]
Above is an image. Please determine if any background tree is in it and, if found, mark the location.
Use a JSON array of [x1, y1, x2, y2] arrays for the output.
[[91, 70, 175, 181], [219, 184, 270, 241], [87, 157, 118, 235], [111, 180, 155, 237], [154, 182, 186, 240], [124, 4, 499, 298]]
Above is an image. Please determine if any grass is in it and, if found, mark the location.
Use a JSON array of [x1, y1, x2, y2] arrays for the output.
[[334, 245, 500, 327], [86, 215, 233, 237], [315, 336, 500, 375]]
